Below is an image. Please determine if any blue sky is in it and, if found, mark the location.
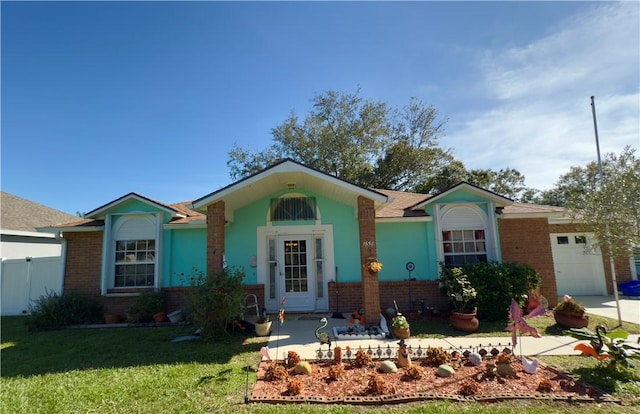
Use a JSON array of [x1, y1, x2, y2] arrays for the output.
[[2, 1, 638, 215]]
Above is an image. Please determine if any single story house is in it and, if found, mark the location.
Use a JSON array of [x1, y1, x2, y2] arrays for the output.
[[42, 159, 635, 324]]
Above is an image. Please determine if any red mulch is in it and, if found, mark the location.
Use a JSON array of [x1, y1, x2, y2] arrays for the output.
[[250, 356, 618, 405]]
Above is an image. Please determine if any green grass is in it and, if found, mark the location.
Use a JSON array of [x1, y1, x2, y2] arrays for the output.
[[409, 311, 640, 339], [2, 316, 639, 414]]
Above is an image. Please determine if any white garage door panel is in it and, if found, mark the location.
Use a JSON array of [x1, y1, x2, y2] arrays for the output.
[[551, 233, 606, 296]]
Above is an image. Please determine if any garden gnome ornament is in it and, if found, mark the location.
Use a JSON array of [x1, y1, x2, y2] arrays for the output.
[[397, 339, 411, 367]]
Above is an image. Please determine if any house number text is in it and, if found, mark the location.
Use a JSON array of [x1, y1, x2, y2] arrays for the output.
[[362, 241, 375, 247]]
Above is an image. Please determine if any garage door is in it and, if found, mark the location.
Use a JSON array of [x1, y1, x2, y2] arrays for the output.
[[551, 233, 606, 296]]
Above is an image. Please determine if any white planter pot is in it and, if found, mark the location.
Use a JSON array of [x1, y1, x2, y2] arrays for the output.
[[255, 321, 272, 336]]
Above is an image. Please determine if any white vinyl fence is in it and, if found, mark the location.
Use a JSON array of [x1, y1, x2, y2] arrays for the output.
[[1, 257, 64, 315]]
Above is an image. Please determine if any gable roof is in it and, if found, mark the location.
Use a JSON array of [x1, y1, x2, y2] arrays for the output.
[[373, 189, 431, 220], [1, 192, 78, 234], [191, 158, 391, 221], [414, 182, 513, 209], [85, 192, 184, 219]]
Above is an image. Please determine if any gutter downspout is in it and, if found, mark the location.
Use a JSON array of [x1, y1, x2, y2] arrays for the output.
[[54, 231, 67, 294]]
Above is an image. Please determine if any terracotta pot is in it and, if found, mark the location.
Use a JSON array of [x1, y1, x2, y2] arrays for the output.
[[153, 312, 167, 323], [104, 313, 120, 324], [334, 347, 342, 364], [255, 321, 272, 336], [449, 310, 479, 332], [393, 327, 410, 339], [554, 310, 589, 329]]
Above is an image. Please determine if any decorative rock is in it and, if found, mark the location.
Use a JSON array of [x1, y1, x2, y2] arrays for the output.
[[293, 361, 313, 375], [468, 352, 482, 366], [379, 360, 398, 373], [437, 364, 455, 377]]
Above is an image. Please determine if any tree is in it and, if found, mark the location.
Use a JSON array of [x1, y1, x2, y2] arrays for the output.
[[529, 163, 602, 207], [417, 162, 533, 201], [227, 88, 532, 199], [228, 89, 390, 184], [228, 89, 450, 191], [566, 146, 640, 259]]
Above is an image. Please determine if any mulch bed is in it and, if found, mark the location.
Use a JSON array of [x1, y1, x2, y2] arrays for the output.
[[250, 357, 619, 405]]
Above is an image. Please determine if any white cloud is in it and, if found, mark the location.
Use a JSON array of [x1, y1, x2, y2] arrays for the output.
[[445, 2, 639, 191]]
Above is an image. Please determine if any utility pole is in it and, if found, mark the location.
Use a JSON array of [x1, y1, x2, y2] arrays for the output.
[[590, 95, 623, 327]]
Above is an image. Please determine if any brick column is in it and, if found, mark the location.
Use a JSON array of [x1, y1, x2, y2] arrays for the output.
[[358, 196, 380, 326], [207, 201, 226, 279]]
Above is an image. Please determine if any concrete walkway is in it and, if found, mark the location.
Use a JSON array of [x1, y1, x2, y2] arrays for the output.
[[260, 295, 639, 361]]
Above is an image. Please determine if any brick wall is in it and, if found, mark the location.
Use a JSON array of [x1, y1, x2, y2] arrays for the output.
[[328, 280, 449, 319], [498, 218, 557, 301], [358, 196, 380, 325], [207, 201, 226, 277], [64, 231, 103, 297]]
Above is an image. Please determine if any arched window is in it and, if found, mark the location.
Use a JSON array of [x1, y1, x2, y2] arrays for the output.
[[270, 197, 316, 221], [112, 215, 156, 288], [440, 205, 488, 266]]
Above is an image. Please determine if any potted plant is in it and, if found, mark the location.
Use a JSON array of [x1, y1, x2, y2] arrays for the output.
[[363, 257, 383, 275], [440, 266, 479, 332], [553, 295, 588, 328], [391, 313, 410, 339], [255, 315, 272, 336], [126, 290, 164, 323]]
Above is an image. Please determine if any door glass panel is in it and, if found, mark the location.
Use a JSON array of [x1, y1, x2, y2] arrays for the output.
[[315, 238, 324, 299], [283, 239, 308, 293]]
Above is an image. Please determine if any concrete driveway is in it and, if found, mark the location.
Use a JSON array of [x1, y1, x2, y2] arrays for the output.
[[574, 295, 640, 325]]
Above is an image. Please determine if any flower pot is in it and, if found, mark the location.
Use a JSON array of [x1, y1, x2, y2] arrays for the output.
[[153, 312, 167, 323], [392, 327, 410, 339], [167, 310, 183, 323], [553, 310, 589, 329], [449, 310, 479, 332], [255, 321, 272, 336], [104, 313, 120, 324]]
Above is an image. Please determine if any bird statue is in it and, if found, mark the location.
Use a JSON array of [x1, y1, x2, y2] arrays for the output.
[[591, 324, 607, 353], [315, 317, 331, 351], [521, 355, 539, 374]]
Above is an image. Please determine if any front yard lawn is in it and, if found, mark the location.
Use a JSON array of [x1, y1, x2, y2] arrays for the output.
[[2, 315, 638, 413]]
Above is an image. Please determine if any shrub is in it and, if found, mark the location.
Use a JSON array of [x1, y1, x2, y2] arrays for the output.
[[424, 347, 450, 367], [186, 267, 246, 341], [457, 261, 541, 321], [264, 363, 288, 381], [25, 290, 104, 331], [126, 290, 164, 322], [353, 349, 373, 368], [327, 363, 344, 381]]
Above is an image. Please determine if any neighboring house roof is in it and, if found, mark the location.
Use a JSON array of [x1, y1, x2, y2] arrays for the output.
[[1, 192, 78, 234]]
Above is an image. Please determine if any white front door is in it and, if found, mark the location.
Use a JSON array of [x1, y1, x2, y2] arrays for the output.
[[279, 236, 315, 311]]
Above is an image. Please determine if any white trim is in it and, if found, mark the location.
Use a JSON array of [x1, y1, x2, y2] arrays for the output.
[[257, 223, 334, 312], [435, 203, 497, 264], [86, 193, 178, 219], [415, 182, 512, 209], [37, 226, 104, 233], [101, 212, 162, 294], [192, 160, 389, 210], [1, 229, 57, 238], [376, 217, 433, 223]]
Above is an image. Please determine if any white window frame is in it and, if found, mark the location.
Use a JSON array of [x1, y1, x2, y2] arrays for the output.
[[434, 203, 499, 266], [101, 212, 162, 295]]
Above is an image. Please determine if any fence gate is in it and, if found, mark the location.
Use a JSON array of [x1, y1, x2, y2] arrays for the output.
[[1, 257, 63, 315]]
